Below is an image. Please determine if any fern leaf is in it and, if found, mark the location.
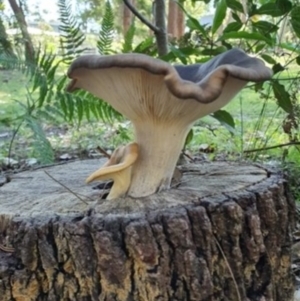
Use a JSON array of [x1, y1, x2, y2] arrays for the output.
[[122, 22, 136, 53], [97, 1, 114, 55], [25, 115, 54, 164], [58, 0, 86, 63]]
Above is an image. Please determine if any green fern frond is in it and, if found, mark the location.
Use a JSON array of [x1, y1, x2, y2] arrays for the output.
[[57, 88, 122, 124], [58, 0, 86, 63], [97, 1, 114, 55], [25, 115, 54, 164], [29, 48, 61, 108], [122, 22, 136, 53], [0, 53, 28, 72]]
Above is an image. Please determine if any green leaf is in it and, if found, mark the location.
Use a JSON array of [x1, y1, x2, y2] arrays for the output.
[[184, 129, 194, 147], [211, 110, 235, 134], [122, 22, 135, 53], [58, 0, 86, 64], [219, 31, 273, 45], [223, 21, 243, 33], [170, 45, 187, 64], [255, 43, 266, 53], [296, 56, 300, 65], [255, 3, 281, 17], [133, 37, 155, 53], [97, 1, 114, 55], [272, 80, 293, 113], [272, 63, 285, 74], [226, 0, 244, 13], [201, 46, 227, 56], [76, 97, 84, 124], [212, 0, 227, 34], [252, 21, 278, 33], [186, 18, 207, 36], [25, 116, 54, 164], [261, 54, 277, 65], [291, 6, 300, 21], [231, 12, 242, 23], [177, 1, 207, 36], [291, 19, 300, 39], [279, 42, 300, 54], [276, 0, 292, 14]]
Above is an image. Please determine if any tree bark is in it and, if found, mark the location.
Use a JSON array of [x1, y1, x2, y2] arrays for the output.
[[7, 0, 35, 63], [0, 160, 295, 300], [168, 0, 185, 39], [153, 0, 169, 56], [0, 14, 16, 57], [122, 0, 135, 36]]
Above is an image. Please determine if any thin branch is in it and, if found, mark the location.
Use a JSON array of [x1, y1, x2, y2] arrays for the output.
[[244, 141, 300, 153], [44, 170, 89, 205], [153, 0, 169, 56], [8, 120, 23, 163], [96, 146, 111, 159], [123, 0, 159, 33]]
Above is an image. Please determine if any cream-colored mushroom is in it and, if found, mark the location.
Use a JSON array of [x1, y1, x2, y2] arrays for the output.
[[67, 48, 272, 199], [86, 142, 138, 200]]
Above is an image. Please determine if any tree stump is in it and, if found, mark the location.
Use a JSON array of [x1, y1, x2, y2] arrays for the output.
[[0, 160, 295, 301]]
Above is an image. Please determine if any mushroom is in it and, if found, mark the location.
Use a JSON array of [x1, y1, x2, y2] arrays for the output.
[[86, 142, 138, 200], [67, 48, 272, 199]]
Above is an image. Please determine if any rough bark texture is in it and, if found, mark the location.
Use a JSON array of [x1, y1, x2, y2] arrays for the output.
[[153, 0, 168, 56], [167, 0, 185, 39], [0, 160, 295, 301]]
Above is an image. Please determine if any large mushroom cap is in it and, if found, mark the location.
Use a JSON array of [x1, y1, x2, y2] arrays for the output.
[[67, 49, 272, 123], [67, 49, 272, 199]]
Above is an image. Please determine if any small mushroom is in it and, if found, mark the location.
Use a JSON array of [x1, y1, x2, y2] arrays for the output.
[[67, 48, 272, 199], [86, 142, 138, 200]]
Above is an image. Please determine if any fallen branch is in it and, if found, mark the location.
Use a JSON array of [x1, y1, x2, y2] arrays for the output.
[[96, 146, 111, 159], [44, 170, 89, 204], [244, 141, 300, 153]]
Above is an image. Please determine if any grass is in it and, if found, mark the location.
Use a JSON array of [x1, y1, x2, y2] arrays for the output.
[[0, 70, 28, 120]]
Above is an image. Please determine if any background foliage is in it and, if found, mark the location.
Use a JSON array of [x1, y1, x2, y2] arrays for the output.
[[0, 0, 299, 191]]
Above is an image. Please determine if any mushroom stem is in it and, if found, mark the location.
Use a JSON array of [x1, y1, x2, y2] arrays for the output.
[[128, 121, 190, 198]]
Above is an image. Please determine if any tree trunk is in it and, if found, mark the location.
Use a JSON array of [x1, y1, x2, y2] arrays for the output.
[[153, 0, 168, 56], [0, 160, 295, 300], [167, 0, 185, 39], [7, 0, 35, 63], [0, 15, 16, 57], [122, 0, 135, 36]]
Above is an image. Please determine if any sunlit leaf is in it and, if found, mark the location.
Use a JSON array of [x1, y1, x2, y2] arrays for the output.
[[252, 21, 278, 33], [272, 80, 293, 113], [226, 0, 244, 13], [291, 19, 300, 39], [212, 0, 227, 34], [261, 54, 277, 65], [211, 110, 235, 134], [184, 129, 194, 146], [223, 22, 243, 33], [255, 3, 283, 16], [219, 31, 273, 45]]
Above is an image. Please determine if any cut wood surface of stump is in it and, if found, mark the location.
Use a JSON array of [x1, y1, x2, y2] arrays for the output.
[[0, 160, 295, 301]]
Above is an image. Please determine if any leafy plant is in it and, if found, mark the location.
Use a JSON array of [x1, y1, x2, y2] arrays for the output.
[[58, 0, 86, 64], [97, 1, 115, 55]]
